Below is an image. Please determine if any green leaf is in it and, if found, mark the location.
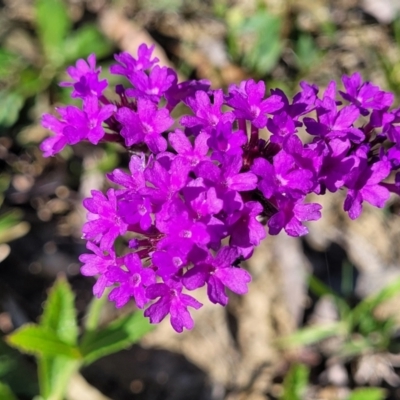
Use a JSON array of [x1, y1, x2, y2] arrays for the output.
[[239, 11, 283, 75], [0, 210, 30, 244], [63, 24, 114, 63], [0, 340, 38, 397], [41, 276, 78, 345], [280, 363, 309, 400], [6, 324, 81, 359], [0, 382, 18, 400], [81, 312, 153, 365], [35, 0, 71, 65], [294, 33, 321, 71], [351, 277, 400, 328], [38, 356, 80, 400], [0, 48, 23, 81], [18, 68, 49, 97], [308, 275, 351, 319], [277, 322, 347, 348], [0, 91, 24, 127], [347, 387, 386, 400], [83, 289, 109, 332]]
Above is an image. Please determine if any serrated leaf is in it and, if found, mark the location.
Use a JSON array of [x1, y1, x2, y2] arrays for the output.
[[347, 387, 386, 400], [41, 276, 78, 345], [6, 325, 81, 359], [0, 91, 24, 127], [0, 382, 18, 400], [81, 312, 153, 365], [63, 24, 114, 63], [35, 0, 71, 65]]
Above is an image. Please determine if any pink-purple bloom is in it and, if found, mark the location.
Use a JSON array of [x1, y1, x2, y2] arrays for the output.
[[41, 44, 400, 332]]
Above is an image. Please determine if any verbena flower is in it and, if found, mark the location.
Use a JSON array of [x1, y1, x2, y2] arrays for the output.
[[41, 45, 400, 332]]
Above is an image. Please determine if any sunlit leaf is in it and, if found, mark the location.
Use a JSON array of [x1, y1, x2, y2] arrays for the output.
[[6, 325, 81, 359], [41, 276, 78, 345]]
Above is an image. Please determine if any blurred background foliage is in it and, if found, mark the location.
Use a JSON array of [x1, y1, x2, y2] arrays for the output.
[[1, 0, 400, 399]]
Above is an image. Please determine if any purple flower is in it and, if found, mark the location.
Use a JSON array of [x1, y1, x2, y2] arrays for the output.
[[118, 194, 153, 231], [252, 150, 314, 199], [184, 181, 223, 218], [197, 155, 258, 193], [82, 189, 128, 250], [165, 79, 211, 111], [226, 79, 283, 128], [110, 44, 159, 79], [340, 72, 394, 116], [64, 96, 115, 145], [107, 154, 147, 194], [60, 54, 108, 98], [43, 44, 400, 332], [228, 201, 266, 257], [116, 98, 173, 152], [156, 199, 210, 253], [181, 89, 234, 132], [107, 253, 156, 309], [126, 66, 177, 103], [183, 247, 251, 306], [267, 112, 296, 144], [344, 150, 391, 219], [79, 242, 119, 297], [207, 122, 247, 160], [143, 156, 190, 204], [304, 97, 364, 143], [267, 195, 322, 236], [144, 279, 202, 332], [40, 113, 68, 157], [313, 139, 356, 194], [152, 249, 186, 279], [169, 129, 209, 168]]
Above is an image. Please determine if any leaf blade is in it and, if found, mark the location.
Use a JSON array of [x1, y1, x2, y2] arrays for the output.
[[35, 0, 71, 64], [41, 276, 78, 345], [6, 325, 81, 359], [81, 312, 153, 365]]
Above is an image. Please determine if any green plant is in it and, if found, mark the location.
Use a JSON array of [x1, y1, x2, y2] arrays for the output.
[[0, 0, 113, 128], [278, 274, 400, 358], [5, 276, 153, 400], [279, 363, 386, 400]]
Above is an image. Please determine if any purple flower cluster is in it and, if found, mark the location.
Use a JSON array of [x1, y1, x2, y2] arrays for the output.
[[41, 45, 400, 332]]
